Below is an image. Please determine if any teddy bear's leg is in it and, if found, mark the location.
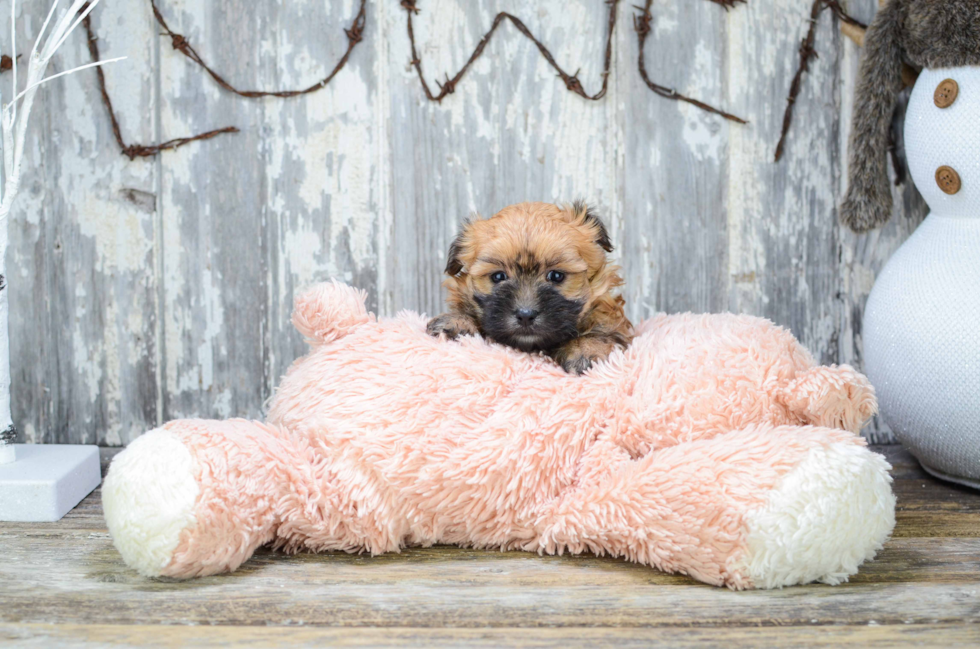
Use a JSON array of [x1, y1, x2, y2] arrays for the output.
[[104, 419, 324, 578], [532, 425, 895, 589], [102, 425, 203, 577], [105, 419, 396, 578]]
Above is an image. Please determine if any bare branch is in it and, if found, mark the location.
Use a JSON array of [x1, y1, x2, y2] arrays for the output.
[[149, 0, 367, 99], [80, 9, 239, 159]]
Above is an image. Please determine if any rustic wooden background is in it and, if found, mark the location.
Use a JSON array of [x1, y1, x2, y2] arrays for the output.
[[3, 0, 925, 446]]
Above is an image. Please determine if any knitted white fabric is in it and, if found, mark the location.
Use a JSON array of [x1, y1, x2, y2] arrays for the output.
[[863, 67, 980, 488], [904, 68, 980, 218]]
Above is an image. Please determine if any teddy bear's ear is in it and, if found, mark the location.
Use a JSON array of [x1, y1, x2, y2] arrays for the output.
[[292, 281, 372, 346], [840, 0, 905, 233]]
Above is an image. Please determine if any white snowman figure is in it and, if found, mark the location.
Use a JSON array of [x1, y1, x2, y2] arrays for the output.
[[841, 1, 980, 488]]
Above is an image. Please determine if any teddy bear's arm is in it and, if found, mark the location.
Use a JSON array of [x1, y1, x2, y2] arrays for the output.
[[530, 425, 894, 590]]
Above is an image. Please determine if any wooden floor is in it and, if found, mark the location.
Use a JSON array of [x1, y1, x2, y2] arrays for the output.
[[1, 446, 978, 648]]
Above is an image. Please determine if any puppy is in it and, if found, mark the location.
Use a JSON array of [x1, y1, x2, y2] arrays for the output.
[[426, 201, 633, 374]]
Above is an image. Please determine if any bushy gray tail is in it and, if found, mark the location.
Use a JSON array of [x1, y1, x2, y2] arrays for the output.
[[840, 0, 905, 233]]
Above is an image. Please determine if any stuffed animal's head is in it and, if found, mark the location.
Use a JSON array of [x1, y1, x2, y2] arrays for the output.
[[841, 0, 980, 232]]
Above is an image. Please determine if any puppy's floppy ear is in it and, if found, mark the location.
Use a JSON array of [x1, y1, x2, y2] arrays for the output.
[[573, 200, 613, 252], [445, 232, 464, 276], [446, 222, 470, 277]]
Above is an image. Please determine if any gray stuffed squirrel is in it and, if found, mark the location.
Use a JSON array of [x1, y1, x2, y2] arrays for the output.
[[841, 0, 980, 232]]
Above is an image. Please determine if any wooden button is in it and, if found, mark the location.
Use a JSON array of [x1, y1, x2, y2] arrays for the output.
[[935, 166, 961, 195], [934, 79, 959, 108]]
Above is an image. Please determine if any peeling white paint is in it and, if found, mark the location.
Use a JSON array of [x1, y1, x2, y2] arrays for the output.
[[652, 0, 680, 38], [681, 41, 724, 163], [74, 195, 154, 273], [282, 226, 324, 289], [72, 323, 102, 408]]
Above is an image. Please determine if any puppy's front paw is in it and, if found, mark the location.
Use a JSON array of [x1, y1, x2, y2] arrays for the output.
[[561, 354, 596, 375], [554, 336, 618, 375], [426, 313, 479, 340]]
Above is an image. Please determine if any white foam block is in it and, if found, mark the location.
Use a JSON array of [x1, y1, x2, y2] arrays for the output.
[[0, 445, 101, 522]]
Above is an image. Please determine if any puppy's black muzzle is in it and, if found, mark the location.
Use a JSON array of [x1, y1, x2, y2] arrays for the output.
[[479, 284, 581, 352]]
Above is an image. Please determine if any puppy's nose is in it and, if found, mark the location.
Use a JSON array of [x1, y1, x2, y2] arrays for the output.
[[515, 308, 538, 327]]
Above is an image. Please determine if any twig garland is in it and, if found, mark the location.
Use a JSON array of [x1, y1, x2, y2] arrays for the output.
[[77, 0, 369, 159], [402, 0, 743, 122], [774, 0, 865, 162], [634, 0, 746, 123], [81, 10, 238, 160], [401, 0, 617, 102], [8, 0, 754, 160], [149, 0, 367, 99]]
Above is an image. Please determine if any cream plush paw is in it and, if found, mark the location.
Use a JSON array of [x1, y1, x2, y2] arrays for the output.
[[102, 429, 199, 577], [741, 441, 896, 589]]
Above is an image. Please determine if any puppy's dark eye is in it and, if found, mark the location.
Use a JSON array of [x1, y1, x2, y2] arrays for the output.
[[491, 271, 507, 284], [547, 270, 565, 284]]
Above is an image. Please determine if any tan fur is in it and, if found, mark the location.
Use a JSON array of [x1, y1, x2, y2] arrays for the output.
[[552, 334, 622, 376], [427, 201, 633, 373]]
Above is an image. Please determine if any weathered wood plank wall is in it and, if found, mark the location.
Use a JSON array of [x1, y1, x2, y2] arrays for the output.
[[3, 0, 925, 445]]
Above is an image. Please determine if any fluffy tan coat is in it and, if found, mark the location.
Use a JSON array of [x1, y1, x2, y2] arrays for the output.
[[428, 202, 632, 374]]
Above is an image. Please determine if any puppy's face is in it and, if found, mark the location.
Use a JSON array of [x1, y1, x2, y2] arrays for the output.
[[443, 202, 620, 352]]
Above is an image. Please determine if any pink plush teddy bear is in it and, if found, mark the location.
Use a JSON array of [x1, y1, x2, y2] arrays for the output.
[[103, 281, 895, 589]]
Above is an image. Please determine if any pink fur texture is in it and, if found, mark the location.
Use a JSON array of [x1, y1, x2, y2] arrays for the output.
[[104, 281, 893, 588]]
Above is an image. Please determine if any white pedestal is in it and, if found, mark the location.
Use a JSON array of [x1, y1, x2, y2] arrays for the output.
[[0, 444, 101, 521]]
